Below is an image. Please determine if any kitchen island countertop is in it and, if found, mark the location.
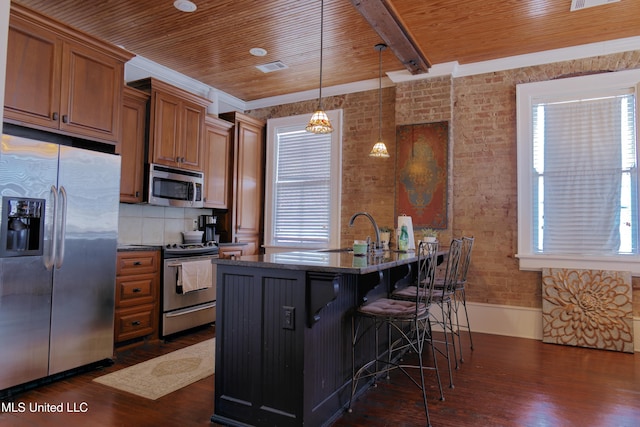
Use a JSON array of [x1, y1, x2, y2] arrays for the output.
[[211, 249, 419, 274]]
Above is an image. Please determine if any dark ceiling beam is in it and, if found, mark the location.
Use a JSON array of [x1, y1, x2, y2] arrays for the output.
[[350, 0, 431, 74]]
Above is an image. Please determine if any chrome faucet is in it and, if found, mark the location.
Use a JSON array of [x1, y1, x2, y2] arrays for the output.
[[348, 212, 381, 251]]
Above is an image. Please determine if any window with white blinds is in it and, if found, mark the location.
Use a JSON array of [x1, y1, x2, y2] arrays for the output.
[[264, 111, 342, 252], [273, 129, 331, 244], [533, 94, 637, 254], [516, 70, 640, 274]]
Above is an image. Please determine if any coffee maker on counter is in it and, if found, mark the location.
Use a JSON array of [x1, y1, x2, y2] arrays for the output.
[[198, 215, 217, 243]]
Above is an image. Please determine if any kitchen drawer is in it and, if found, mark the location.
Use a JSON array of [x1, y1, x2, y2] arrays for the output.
[[116, 251, 160, 276], [116, 274, 156, 307], [115, 304, 155, 342]]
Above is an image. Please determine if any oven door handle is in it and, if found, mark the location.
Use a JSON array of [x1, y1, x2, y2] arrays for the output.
[[165, 302, 216, 317]]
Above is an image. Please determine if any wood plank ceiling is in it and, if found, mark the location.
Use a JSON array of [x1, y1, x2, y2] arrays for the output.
[[12, 0, 640, 102]]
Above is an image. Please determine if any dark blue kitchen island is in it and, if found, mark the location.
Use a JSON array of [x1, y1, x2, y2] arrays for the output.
[[210, 249, 420, 427]]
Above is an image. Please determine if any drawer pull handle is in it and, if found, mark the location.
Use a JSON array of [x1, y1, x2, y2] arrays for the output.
[[132, 288, 142, 293], [133, 261, 142, 265], [131, 321, 141, 326]]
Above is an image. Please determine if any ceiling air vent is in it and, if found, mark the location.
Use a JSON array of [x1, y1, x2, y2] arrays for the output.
[[570, 0, 620, 11], [256, 61, 288, 73]]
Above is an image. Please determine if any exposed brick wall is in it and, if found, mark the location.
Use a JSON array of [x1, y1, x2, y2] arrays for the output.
[[249, 50, 640, 314], [249, 88, 397, 247], [395, 76, 454, 246], [450, 55, 640, 311]]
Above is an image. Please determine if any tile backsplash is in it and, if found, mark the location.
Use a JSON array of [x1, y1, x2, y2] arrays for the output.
[[118, 204, 213, 245]]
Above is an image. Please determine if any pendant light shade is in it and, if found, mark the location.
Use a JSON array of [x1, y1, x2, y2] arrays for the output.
[[370, 140, 389, 157], [306, 0, 333, 134], [306, 109, 334, 134], [369, 43, 390, 158]]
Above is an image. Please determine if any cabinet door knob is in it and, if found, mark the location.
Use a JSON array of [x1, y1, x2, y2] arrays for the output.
[[52, 112, 59, 121], [131, 321, 141, 326], [62, 115, 68, 123], [132, 287, 142, 293], [135, 191, 139, 197]]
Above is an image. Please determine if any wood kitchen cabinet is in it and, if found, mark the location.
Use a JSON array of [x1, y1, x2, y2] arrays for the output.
[[4, 4, 132, 145], [118, 87, 149, 203], [115, 250, 161, 345], [128, 78, 210, 172], [220, 112, 265, 255], [203, 115, 233, 209]]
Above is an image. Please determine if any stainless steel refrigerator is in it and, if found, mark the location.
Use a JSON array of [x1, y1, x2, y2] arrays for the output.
[[0, 134, 120, 390]]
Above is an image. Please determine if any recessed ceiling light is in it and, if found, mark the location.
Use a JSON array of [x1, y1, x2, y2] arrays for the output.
[[250, 48, 268, 57], [174, 0, 197, 13]]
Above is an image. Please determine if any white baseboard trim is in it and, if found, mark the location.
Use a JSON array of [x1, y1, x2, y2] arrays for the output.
[[433, 302, 640, 352]]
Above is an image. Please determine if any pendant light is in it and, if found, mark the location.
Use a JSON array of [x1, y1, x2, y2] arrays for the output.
[[369, 43, 390, 158], [306, 0, 333, 134]]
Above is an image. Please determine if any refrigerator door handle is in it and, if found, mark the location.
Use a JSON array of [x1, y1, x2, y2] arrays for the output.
[[45, 185, 58, 270], [55, 186, 68, 269]]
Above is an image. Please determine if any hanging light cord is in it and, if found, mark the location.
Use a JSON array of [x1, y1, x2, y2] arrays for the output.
[[318, 0, 325, 109], [378, 44, 383, 141]]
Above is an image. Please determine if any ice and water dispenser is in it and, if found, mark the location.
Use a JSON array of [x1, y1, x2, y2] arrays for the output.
[[0, 197, 45, 257]]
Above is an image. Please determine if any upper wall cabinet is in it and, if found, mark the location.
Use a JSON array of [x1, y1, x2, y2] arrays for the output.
[[4, 4, 133, 145], [127, 78, 210, 172], [203, 115, 233, 209], [118, 87, 149, 203]]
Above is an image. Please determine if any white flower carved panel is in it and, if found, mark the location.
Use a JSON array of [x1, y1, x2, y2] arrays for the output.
[[542, 268, 634, 353]]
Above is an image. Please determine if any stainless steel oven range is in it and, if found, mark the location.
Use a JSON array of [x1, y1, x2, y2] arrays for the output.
[[162, 242, 218, 336]]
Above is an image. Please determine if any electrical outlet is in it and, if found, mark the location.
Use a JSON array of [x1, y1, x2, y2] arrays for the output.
[[193, 219, 198, 230], [282, 306, 295, 330]]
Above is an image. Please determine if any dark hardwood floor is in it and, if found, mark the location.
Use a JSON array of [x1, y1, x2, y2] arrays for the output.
[[1, 325, 639, 427]]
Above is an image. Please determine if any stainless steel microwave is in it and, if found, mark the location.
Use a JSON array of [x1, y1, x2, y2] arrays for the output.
[[147, 163, 204, 208]]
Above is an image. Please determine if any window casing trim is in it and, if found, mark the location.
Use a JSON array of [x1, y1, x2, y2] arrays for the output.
[[516, 69, 640, 275], [263, 110, 343, 252]]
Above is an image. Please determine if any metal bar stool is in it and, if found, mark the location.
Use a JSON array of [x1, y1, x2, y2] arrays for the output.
[[392, 238, 463, 389], [349, 241, 441, 427]]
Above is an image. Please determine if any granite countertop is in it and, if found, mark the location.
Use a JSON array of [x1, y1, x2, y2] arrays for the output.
[[212, 249, 421, 274], [117, 244, 163, 252]]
